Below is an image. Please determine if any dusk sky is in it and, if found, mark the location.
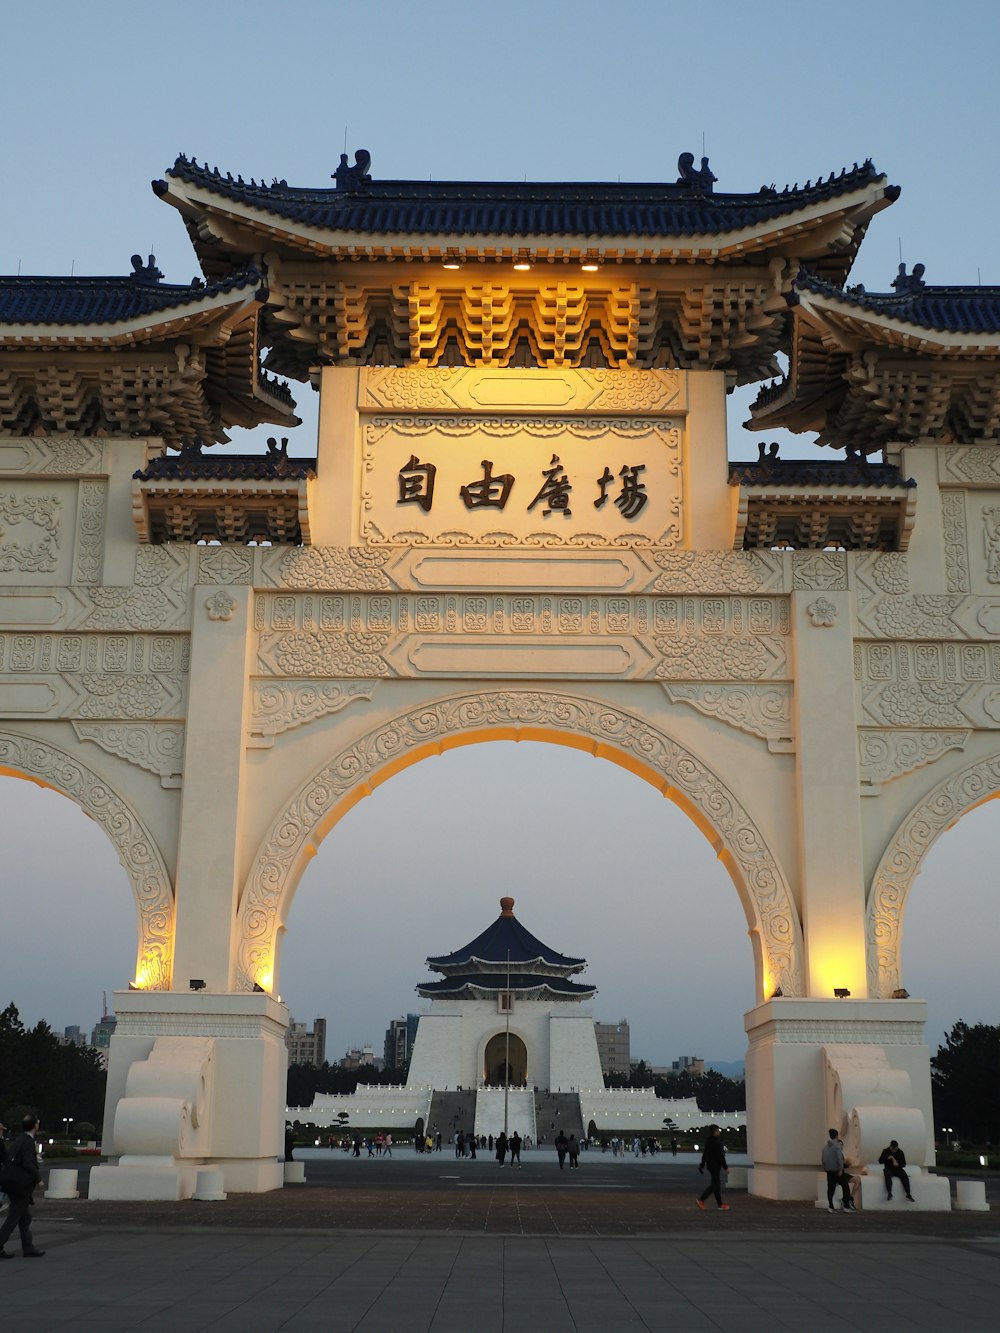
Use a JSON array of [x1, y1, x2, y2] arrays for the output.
[[1, 0, 997, 1066]]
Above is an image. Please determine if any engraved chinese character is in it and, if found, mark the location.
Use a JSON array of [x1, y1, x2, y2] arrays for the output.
[[397, 455, 437, 512], [527, 454, 572, 518], [615, 464, 648, 520], [460, 459, 515, 510], [594, 467, 615, 509]]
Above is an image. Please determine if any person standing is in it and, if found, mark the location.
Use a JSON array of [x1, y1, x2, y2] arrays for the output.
[[0, 1114, 45, 1258], [696, 1125, 730, 1211], [878, 1140, 915, 1201], [567, 1134, 580, 1169], [383, 1133, 393, 1158], [555, 1129, 569, 1169], [822, 1129, 855, 1212], [510, 1131, 522, 1167], [495, 1131, 507, 1166]]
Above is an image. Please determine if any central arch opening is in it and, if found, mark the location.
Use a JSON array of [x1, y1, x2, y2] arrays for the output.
[[484, 1032, 527, 1087]]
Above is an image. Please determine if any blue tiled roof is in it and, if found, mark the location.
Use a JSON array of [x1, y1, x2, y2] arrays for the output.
[[426, 902, 585, 973], [794, 270, 1000, 335], [135, 450, 315, 482], [417, 973, 596, 998], [728, 459, 915, 488], [0, 267, 264, 327], [158, 155, 891, 240]]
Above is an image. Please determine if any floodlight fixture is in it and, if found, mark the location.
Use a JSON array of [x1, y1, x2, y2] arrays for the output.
[[189, 978, 206, 991], [833, 987, 851, 999]]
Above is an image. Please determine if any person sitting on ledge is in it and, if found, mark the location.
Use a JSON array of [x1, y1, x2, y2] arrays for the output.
[[878, 1140, 915, 1201]]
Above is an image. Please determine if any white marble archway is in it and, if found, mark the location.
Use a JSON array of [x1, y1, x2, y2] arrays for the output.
[[236, 688, 803, 999], [0, 729, 174, 988], [867, 750, 1000, 997]]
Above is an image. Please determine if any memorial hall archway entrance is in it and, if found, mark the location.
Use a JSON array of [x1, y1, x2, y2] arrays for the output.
[[484, 1033, 528, 1088]]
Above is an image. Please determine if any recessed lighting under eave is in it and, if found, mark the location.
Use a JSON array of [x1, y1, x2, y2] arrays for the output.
[[512, 252, 532, 271], [442, 252, 462, 270], [581, 257, 601, 272]]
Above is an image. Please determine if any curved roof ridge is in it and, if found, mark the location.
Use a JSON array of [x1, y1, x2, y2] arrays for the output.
[[793, 267, 1000, 335], [0, 266, 264, 328], [425, 898, 586, 974]]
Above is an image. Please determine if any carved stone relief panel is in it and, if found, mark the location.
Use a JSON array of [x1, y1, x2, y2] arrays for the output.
[[360, 366, 684, 415], [261, 545, 395, 591], [852, 552, 910, 611], [237, 690, 802, 1000], [73, 480, 107, 584], [663, 682, 793, 748], [652, 550, 784, 593], [73, 721, 185, 786], [198, 547, 254, 585], [858, 638, 1000, 727], [361, 416, 684, 548], [791, 552, 847, 591], [939, 446, 1000, 485], [941, 491, 970, 593], [857, 728, 970, 793], [0, 436, 106, 476], [0, 632, 187, 719], [0, 729, 174, 988], [248, 680, 379, 744], [253, 592, 789, 682], [0, 487, 65, 581]]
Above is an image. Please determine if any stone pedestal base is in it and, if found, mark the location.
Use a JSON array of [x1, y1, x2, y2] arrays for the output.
[[96, 990, 289, 1200], [745, 998, 935, 1201], [814, 1166, 951, 1211]]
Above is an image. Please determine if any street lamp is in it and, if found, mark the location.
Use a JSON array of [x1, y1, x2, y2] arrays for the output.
[[62, 1116, 74, 1139]]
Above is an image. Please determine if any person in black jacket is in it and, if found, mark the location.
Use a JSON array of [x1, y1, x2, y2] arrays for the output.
[[0, 1114, 45, 1258], [696, 1125, 730, 1211], [878, 1140, 914, 1201]]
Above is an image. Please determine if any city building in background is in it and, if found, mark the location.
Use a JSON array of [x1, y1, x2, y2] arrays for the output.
[[594, 1019, 630, 1078], [384, 1015, 417, 1073], [286, 1016, 327, 1067]]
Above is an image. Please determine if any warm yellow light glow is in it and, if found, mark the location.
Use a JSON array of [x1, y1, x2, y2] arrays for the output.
[[513, 256, 532, 271], [257, 970, 273, 992], [581, 260, 600, 272], [442, 256, 461, 270]]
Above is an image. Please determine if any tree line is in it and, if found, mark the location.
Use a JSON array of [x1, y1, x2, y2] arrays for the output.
[[0, 1003, 106, 1132]]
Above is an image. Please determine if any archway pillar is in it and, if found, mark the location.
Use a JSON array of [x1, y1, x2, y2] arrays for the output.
[[790, 590, 869, 999], [172, 585, 257, 991], [745, 997, 935, 1200]]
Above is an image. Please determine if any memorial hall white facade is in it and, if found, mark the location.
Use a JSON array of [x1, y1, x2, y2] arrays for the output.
[[1, 145, 993, 1203]]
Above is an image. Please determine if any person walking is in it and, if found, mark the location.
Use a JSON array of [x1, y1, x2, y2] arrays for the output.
[[555, 1129, 569, 1169], [878, 1140, 915, 1201], [383, 1133, 393, 1158], [510, 1131, 522, 1167], [0, 1114, 45, 1258], [696, 1125, 730, 1211], [822, 1129, 855, 1212], [567, 1134, 580, 1169]]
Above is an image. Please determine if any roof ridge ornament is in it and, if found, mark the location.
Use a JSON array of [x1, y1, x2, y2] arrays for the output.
[[130, 253, 163, 284], [676, 151, 716, 194], [334, 148, 372, 190], [891, 261, 926, 294]]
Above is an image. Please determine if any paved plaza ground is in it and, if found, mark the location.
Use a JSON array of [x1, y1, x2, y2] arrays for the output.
[[2, 1150, 998, 1331]]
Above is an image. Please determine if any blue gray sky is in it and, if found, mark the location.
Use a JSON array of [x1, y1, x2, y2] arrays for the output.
[[1, 1, 997, 1064]]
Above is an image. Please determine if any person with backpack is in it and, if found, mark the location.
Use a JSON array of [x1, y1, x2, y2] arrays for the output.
[[0, 1113, 45, 1258]]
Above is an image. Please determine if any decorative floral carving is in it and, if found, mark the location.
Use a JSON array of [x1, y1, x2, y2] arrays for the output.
[[663, 683, 792, 744], [873, 595, 961, 640], [792, 553, 847, 591], [867, 751, 1000, 996], [199, 548, 253, 585], [652, 551, 783, 593], [32, 438, 105, 475], [941, 492, 970, 593], [73, 721, 185, 786], [0, 729, 173, 986], [941, 446, 1000, 484], [863, 552, 910, 595], [73, 480, 106, 584], [205, 591, 237, 621], [81, 586, 175, 630], [76, 673, 173, 719], [250, 680, 379, 740], [263, 631, 389, 678], [0, 493, 60, 572], [134, 544, 189, 589], [806, 597, 838, 627], [982, 505, 1000, 585], [576, 368, 681, 411], [654, 634, 782, 680], [236, 691, 803, 1000], [273, 546, 394, 591], [863, 681, 967, 727], [857, 729, 970, 789]]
